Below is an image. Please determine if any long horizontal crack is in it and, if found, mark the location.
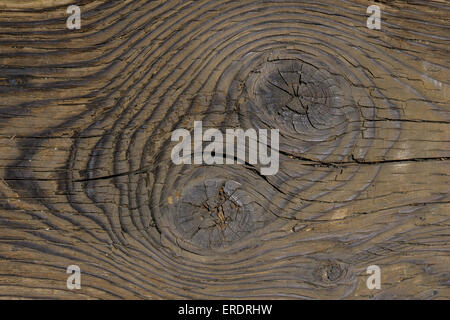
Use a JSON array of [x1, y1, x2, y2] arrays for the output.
[[73, 168, 150, 182], [279, 151, 450, 168], [3, 155, 449, 183]]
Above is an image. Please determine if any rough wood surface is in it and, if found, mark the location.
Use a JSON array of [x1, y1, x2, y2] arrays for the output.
[[0, 0, 449, 299]]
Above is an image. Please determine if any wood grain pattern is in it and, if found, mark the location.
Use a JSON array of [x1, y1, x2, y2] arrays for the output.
[[0, 0, 449, 299]]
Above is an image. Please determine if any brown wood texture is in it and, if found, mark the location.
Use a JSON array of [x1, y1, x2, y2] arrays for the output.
[[0, 0, 449, 299]]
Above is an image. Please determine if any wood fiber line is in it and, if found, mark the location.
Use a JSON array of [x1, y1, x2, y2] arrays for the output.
[[0, 0, 449, 299]]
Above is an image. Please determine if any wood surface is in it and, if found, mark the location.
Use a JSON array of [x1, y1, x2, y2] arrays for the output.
[[0, 0, 449, 299]]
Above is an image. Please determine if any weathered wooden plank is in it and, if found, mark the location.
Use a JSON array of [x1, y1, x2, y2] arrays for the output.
[[0, 0, 448, 299]]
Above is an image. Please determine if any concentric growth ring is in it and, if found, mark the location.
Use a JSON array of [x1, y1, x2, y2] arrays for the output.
[[69, 0, 402, 285], [65, 1, 403, 296]]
